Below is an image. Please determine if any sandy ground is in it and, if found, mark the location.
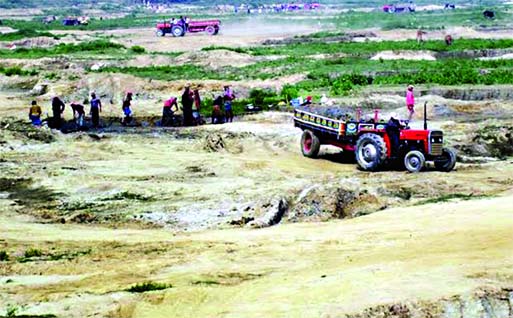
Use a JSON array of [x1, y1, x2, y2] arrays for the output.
[[372, 26, 513, 42], [1, 191, 512, 317]]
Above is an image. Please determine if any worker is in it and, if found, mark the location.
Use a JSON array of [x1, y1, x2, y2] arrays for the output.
[[386, 112, 401, 157], [122, 91, 133, 125], [162, 96, 178, 126], [301, 96, 312, 106], [212, 95, 224, 124], [51, 96, 65, 128], [192, 89, 202, 125], [90, 92, 102, 128], [406, 85, 415, 121], [28, 100, 42, 126], [70, 101, 85, 128], [223, 85, 235, 123], [416, 29, 424, 43], [445, 34, 453, 46], [320, 94, 328, 105], [184, 16, 190, 31], [181, 86, 194, 126]]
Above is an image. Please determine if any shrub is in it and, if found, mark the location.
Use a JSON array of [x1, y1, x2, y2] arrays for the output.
[[249, 88, 278, 106], [130, 45, 146, 54], [0, 250, 9, 261], [126, 281, 172, 293], [281, 84, 299, 102], [24, 248, 43, 258]]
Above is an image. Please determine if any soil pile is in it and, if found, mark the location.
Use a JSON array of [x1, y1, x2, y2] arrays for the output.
[[457, 124, 513, 159]]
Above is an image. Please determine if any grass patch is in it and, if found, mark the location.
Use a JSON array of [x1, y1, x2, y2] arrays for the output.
[[415, 193, 490, 205], [24, 248, 42, 258], [0, 29, 60, 42], [102, 191, 154, 201], [126, 281, 172, 293], [0, 250, 9, 262], [0, 40, 127, 59], [0, 65, 38, 77]]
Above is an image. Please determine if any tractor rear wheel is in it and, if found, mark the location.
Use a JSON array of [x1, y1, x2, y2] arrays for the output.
[[404, 150, 425, 173], [205, 26, 216, 35], [434, 148, 456, 172], [171, 25, 185, 37], [301, 130, 320, 158], [355, 133, 387, 171]]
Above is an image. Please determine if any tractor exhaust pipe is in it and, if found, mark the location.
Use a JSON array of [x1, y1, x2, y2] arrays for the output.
[[423, 101, 428, 130]]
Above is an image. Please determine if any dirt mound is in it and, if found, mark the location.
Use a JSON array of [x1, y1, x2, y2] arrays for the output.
[[457, 124, 513, 159], [371, 50, 436, 61], [126, 55, 176, 67], [288, 183, 384, 222], [174, 49, 256, 69], [202, 133, 244, 154], [0, 117, 55, 143]]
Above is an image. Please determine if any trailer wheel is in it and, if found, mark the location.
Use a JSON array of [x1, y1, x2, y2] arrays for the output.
[[404, 150, 425, 173], [171, 25, 185, 37], [434, 148, 456, 172], [301, 130, 320, 158], [206, 26, 216, 35], [356, 133, 387, 171], [156, 29, 165, 37]]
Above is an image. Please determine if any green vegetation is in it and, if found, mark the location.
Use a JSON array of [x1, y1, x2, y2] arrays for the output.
[[130, 45, 146, 54], [415, 193, 490, 205], [0, 29, 60, 42], [0, 40, 127, 59], [0, 250, 9, 261], [0, 65, 38, 77], [24, 248, 42, 258], [126, 281, 172, 293]]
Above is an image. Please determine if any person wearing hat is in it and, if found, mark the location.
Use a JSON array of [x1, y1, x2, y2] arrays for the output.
[[406, 85, 415, 121]]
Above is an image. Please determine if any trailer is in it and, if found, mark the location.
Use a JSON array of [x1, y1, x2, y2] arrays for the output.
[[156, 19, 221, 37]]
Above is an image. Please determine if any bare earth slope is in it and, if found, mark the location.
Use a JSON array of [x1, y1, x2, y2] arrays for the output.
[[1, 194, 512, 317]]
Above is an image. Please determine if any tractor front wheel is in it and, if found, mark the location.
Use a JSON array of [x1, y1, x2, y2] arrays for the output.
[[301, 130, 320, 158], [404, 150, 425, 173], [156, 29, 165, 37], [434, 148, 456, 172], [355, 133, 387, 171]]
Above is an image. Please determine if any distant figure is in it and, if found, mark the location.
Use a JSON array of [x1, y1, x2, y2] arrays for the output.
[[192, 89, 202, 125], [320, 94, 328, 105], [90, 92, 102, 128], [70, 101, 85, 127], [162, 96, 178, 126], [223, 85, 235, 123], [212, 95, 224, 124], [181, 86, 194, 126], [184, 16, 190, 31], [301, 96, 312, 106], [483, 10, 495, 19], [445, 34, 453, 46], [28, 100, 42, 126], [51, 96, 65, 128], [416, 29, 425, 43], [406, 85, 415, 121], [122, 91, 133, 125]]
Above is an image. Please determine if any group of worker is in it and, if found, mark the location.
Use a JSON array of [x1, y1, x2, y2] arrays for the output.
[[28, 85, 236, 129], [29, 92, 103, 129]]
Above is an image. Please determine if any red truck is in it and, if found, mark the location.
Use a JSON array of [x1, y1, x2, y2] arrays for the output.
[[156, 19, 221, 37], [294, 107, 456, 173]]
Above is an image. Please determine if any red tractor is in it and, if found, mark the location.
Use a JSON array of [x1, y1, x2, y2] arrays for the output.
[[294, 106, 456, 173], [156, 20, 221, 37]]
